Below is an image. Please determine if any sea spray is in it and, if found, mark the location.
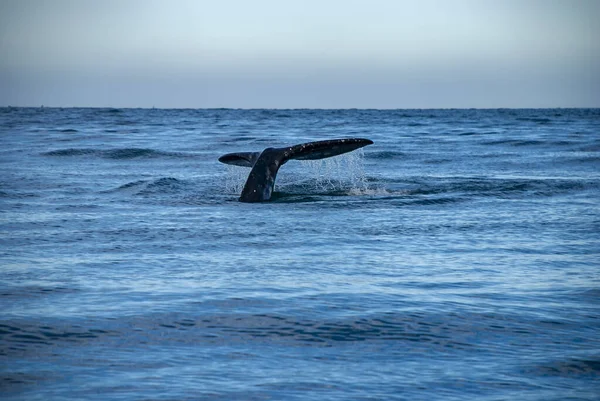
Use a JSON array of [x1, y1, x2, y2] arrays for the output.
[[223, 148, 370, 196], [224, 164, 248, 195], [302, 148, 369, 193]]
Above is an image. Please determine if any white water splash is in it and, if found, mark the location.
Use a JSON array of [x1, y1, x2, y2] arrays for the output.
[[223, 149, 371, 196], [301, 148, 369, 193], [224, 164, 248, 195]]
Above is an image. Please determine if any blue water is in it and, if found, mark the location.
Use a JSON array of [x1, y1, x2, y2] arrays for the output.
[[1, 107, 599, 400]]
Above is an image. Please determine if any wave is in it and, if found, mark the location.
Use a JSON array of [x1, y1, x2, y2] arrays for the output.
[[0, 312, 477, 354], [0, 286, 78, 299], [41, 147, 192, 159], [0, 190, 38, 199], [481, 138, 586, 148], [1, 308, 583, 356], [0, 321, 118, 354], [42, 148, 97, 156], [481, 139, 546, 147], [103, 148, 168, 159], [141, 177, 186, 194], [367, 150, 407, 160], [515, 117, 552, 124], [103, 177, 225, 206], [107, 177, 188, 196], [525, 357, 600, 377], [399, 177, 595, 200], [578, 141, 600, 152]]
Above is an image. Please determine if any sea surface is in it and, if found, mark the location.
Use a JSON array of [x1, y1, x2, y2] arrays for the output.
[[1, 107, 599, 400]]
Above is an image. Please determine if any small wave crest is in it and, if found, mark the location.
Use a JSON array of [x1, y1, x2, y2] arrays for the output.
[[0, 321, 119, 356], [140, 177, 185, 194], [107, 177, 187, 196], [515, 117, 552, 124], [104, 148, 164, 159], [402, 177, 594, 200], [41, 147, 190, 159], [346, 186, 394, 197], [526, 357, 600, 377], [42, 148, 97, 157], [482, 139, 545, 147], [369, 150, 406, 159]]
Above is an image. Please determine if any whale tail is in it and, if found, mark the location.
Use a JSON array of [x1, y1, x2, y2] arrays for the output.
[[218, 138, 373, 202]]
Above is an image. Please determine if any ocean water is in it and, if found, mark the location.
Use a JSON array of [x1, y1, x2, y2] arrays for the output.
[[1, 107, 599, 400]]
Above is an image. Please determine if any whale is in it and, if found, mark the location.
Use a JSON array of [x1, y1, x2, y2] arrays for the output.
[[218, 138, 373, 202]]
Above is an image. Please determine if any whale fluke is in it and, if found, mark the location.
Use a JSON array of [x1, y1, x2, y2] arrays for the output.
[[218, 152, 261, 167], [219, 138, 373, 202]]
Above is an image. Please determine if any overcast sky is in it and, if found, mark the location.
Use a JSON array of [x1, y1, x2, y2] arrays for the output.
[[1, 0, 598, 108]]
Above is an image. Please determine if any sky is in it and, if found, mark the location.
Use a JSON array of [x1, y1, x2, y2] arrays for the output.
[[0, 0, 599, 108]]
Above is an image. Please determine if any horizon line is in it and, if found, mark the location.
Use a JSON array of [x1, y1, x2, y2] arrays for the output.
[[2, 105, 599, 111]]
